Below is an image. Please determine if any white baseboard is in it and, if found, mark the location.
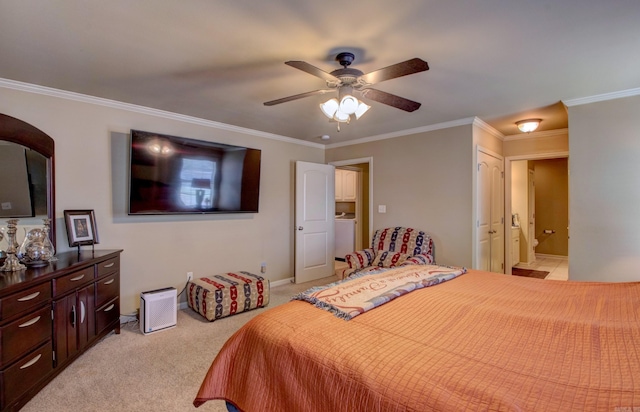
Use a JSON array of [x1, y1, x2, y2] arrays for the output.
[[270, 277, 294, 287], [535, 253, 568, 260]]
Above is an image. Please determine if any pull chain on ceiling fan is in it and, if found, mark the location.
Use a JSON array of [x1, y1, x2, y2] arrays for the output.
[[264, 52, 429, 129]]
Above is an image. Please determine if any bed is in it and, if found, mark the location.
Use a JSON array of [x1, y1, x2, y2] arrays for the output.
[[194, 266, 640, 411]]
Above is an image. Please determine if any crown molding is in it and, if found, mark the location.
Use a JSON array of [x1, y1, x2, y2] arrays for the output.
[[563, 87, 640, 107], [472, 117, 504, 140], [503, 128, 568, 141], [0, 78, 325, 149], [325, 117, 476, 149]]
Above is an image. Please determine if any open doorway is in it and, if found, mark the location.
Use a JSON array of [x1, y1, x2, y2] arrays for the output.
[[506, 153, 569, 280], [330, 157, 373, 261]]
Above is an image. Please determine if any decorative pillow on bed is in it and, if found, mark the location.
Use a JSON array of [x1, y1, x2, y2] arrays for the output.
[[372, 251, 412, 268]]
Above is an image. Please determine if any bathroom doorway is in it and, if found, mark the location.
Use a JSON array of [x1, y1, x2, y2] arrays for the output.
[[505, 152, 569, 276]]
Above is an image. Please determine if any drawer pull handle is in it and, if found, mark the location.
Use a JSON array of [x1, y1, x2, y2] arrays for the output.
[[104, 303, 115, 312], [19, 316, 41, 328], [20, 354, 42, 370], [81, 301, 86, 324], [103, 262, 115, 268], [104, 279, 115, 285], [70, 274, 85, 282], [18, 291, 40, 302]]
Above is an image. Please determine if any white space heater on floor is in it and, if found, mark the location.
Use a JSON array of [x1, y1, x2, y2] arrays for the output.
[[140, 287, 177, 335]]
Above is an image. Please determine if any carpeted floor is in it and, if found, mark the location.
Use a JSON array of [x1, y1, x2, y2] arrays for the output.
[[512, 267, 550, 279], [20, 275, 338, 412]]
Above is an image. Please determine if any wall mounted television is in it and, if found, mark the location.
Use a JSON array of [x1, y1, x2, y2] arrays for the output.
[[128, 130, 261, 215]]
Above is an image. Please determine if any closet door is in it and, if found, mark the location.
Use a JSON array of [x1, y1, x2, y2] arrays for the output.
[[477, 150, 504, 273]]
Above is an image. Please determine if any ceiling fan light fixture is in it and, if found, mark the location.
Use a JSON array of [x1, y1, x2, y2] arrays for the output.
[[319, 98, 339, 119], [333, 109, 350, 123], [339, 95, 359, 115], [516, 119, 542, 133], [267, 54, 428, 132], [354, 102, 371, 119]]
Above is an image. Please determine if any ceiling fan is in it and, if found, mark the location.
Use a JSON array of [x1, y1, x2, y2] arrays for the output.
[[264, 52, 429, 125]]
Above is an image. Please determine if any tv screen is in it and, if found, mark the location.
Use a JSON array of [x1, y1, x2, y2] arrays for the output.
[[128, 130, 261, 215]]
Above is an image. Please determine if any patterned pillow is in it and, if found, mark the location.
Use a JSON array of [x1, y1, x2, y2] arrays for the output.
[[402, 253, 435, 266], [372, 251, 412, 268], [346, 249, 375, 269]]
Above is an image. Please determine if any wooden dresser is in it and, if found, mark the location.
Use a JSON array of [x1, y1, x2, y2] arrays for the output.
[[0, 249, 122, 412]]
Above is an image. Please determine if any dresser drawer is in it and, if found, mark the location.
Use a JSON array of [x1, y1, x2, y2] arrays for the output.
[[96, 273, 119, 308], [0, 306, 52, 368], [96, 297, 119, 336], [0, 282, 51, 321], [97, 256, 119, 277], [53, 267, 94, 296], [1, 341, 53, 410]]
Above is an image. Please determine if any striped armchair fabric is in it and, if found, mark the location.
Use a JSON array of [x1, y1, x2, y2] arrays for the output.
[[336, 227, 435, 279]]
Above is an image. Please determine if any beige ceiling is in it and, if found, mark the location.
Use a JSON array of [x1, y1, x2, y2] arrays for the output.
[[1, 1, 639, 144]]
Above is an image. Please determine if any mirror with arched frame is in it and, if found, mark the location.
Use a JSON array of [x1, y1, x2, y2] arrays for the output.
[[0, 113, 56, 253]]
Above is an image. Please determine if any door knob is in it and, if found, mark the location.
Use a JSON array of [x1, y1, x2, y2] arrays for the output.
[[297, 226, 304, 231]]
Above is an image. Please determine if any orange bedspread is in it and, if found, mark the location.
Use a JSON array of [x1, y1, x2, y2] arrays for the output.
[[194, 269, 640, 411]]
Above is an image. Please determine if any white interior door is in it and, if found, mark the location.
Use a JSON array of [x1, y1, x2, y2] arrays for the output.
[[477, 150, 504, 273], [295, 161, 335, 283], [477, 159, 491, 271], [489, 157, 504, 272]]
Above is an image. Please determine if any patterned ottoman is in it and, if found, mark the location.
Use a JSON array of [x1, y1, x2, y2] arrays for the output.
[[187, 272, 269, 321]]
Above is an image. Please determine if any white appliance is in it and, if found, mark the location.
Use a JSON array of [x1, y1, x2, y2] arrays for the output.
[[140, 287, 177, 335], [335, 219, 356, 260]]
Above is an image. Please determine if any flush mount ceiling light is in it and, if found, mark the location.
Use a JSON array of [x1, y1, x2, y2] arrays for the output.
[[516, 119, 542, 133]]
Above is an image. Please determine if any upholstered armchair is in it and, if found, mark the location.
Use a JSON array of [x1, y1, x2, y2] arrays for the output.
[[336, 227, 435, 279]]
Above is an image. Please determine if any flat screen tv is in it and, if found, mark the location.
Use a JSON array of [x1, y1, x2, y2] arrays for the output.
[[128, 130, 261, 215]]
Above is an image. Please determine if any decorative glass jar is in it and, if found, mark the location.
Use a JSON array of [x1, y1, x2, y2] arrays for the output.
[[17, 219, 56, 267]]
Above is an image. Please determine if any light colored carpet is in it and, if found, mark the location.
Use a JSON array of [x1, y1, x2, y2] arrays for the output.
[[21, 275, 337, 412]]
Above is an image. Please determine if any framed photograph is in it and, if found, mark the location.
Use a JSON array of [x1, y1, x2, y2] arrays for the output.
[[64, 210, 99, 247]]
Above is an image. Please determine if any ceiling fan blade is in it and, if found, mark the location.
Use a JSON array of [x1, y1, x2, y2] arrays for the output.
[[360, 88, 422, 112], [358, 58, 429, 85], [264, 89, 334, 106], [285, 61, 339, 82]]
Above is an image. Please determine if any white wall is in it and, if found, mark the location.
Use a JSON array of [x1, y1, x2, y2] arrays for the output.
[[568, 95, 640, 282], [0, 85, 324, 313]]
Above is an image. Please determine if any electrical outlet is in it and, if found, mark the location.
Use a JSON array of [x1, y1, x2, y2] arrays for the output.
[[187, 271, 193, 282], [260, 262, 266, 274]]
